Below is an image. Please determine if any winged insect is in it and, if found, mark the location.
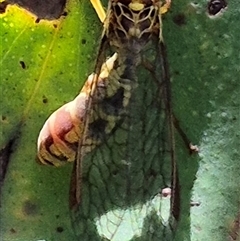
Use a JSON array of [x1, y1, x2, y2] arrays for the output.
[[37, 1, 193, 240]]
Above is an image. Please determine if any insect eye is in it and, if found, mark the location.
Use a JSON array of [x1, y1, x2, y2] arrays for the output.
[[208, 0, 227, 16]]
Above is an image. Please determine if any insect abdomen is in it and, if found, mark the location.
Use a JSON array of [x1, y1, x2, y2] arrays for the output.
[[37, 53, 136, 166], [37, 91, 90, 166]]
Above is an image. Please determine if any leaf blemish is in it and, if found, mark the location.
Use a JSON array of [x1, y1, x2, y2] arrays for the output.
[[56, 226, 64, 233], [42, 96, 48, 104], [173, 13, 187, 26], [22, 200, 38, 216], [207, 0, 227, 16], [0, 1, 8, 14], [19, 61, 26, 69]]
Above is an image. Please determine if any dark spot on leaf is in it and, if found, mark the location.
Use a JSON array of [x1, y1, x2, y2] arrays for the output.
[[112, 169, 118, 176], [35, 18, 40, 24], [56, 214, 60, 219], [208, 0, 227, 15], [81, 39, 86, 44], [22, 200, 38, 216], [19, 60, 26, 69], [62, 11, 67, 16], [174, 70, 180, 75], [2, 115, 7, 121], [0, 1, 8, 14], [5, 0, 67, 20], [56, 226, 64, 233], [148, 169, 157, 177], [173, 13, 186, 26], [42, 96, 48, 104], [10, 228, 17, 234], [53, 23, 58, 28]]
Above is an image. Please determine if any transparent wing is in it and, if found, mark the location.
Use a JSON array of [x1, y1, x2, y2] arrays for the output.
[[69, 39, 177, 240], [37, 1, 179, 240]]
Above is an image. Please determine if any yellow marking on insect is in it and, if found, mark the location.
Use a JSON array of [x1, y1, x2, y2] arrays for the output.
[[160, 0, 171, 14], [99, 53, 118, 79], [64, 128, 80, 143], [129, 1, 145, 11]]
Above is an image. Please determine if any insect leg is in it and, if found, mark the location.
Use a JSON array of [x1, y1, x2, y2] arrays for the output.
[[158, 40, 181, 223], [172, 115, 199, 153], [160, 0, 172, 15]]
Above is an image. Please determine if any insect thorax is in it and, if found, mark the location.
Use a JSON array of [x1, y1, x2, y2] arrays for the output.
[[107, 1, 160, 54]]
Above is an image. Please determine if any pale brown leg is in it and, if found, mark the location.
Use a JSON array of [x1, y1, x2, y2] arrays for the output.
[[90, 0, 106, 23], [160, 0, 172, 14]]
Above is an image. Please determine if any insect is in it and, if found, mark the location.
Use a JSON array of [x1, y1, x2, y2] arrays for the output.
[[37, 0, 190, 240]]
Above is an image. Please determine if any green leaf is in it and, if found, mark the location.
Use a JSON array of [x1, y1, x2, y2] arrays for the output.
[[163, 1, 240, 240], [0, 1, 102, 240]]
